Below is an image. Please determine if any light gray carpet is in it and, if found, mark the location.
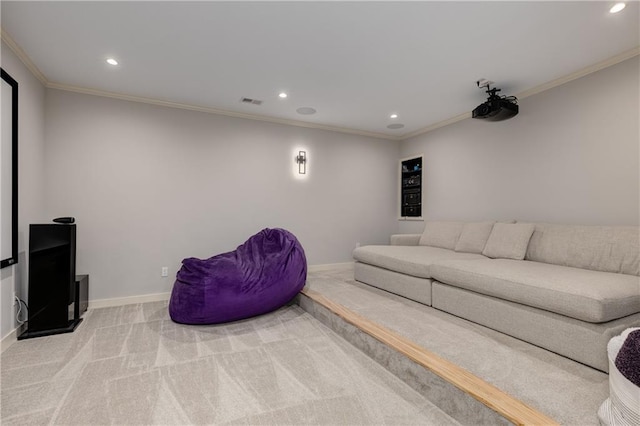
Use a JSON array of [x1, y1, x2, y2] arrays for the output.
[[1, 300, 457, 425], [306, 264, 609, 426]]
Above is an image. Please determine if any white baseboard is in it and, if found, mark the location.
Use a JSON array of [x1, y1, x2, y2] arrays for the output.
[[88, 264, 352, 309], [1, 323, 26, 353], [2, 263, 351, 352], [89, 292, 171, 309], [308, 262, 354, 272], [1, 328, 17, 353], [1, 293, 170, 352]]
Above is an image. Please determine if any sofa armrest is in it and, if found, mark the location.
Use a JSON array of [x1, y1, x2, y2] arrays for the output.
[[390, 234, 422, 246]]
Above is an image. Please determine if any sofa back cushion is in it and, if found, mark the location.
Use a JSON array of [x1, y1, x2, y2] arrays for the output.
[[482, 223, 535, 260], [525, 224, 640, 276], [419, 221, 464, 250], [454, 222, 495, 254]]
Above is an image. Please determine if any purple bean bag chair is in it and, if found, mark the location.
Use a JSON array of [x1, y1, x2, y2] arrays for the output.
[[169, 228, 307, 324]]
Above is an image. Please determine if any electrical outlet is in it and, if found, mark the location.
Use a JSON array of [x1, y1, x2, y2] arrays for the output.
[[161, 267, 169, 277], [12, 291, 16, 306]]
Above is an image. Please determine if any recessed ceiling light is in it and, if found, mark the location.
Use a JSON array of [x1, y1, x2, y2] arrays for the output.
[[610, 2, 626, 13], [106, 58, 118, 66], [279, 92, 288, 99], [387, 123, 405, 130], [296, 107, 316, 115], [390, 114, 398, 119]]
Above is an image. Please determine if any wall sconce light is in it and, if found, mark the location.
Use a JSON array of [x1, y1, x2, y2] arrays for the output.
[[295, 150, 307, 174]]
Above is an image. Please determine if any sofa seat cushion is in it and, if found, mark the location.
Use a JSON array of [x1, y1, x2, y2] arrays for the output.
[[353, 245, 485, 279], [430, 259, 640, 323]]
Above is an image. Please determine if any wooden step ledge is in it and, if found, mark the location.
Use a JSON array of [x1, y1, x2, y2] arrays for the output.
[[300, 288, 559, 426]]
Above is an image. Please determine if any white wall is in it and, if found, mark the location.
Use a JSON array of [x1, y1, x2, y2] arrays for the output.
[[1, 41, 47, 340], [399, 56, 640, 234], [6, 40, 638, 319], [44, 90, 399, 301]]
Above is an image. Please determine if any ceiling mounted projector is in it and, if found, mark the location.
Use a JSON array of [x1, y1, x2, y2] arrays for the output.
[[472, 80, 518, 121]]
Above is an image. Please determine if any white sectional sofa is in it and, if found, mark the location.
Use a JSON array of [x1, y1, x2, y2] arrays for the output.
[[352, 221, 640, 372]]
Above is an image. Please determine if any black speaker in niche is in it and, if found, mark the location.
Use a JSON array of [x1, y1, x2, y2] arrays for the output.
[[19, 223, 85, 339]]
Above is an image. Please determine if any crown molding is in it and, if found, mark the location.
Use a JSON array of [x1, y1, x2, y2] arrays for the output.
[[2, 25, 637, 143], [401, 112, 472, 140], [0, 28, 48, 85], [514, 46, 640, 100], [1, 27, 396, 141], [400, 46, 640, 141], [46, 82, 398, 141]]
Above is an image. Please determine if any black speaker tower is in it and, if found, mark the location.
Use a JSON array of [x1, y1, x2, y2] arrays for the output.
[[18, 223, 85, 339]]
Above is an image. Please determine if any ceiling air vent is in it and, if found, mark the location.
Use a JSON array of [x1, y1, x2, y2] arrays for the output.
[[240, 97, 263, 105]]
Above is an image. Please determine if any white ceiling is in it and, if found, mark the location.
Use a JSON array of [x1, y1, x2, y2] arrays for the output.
[[2, 1, 639, 139]]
